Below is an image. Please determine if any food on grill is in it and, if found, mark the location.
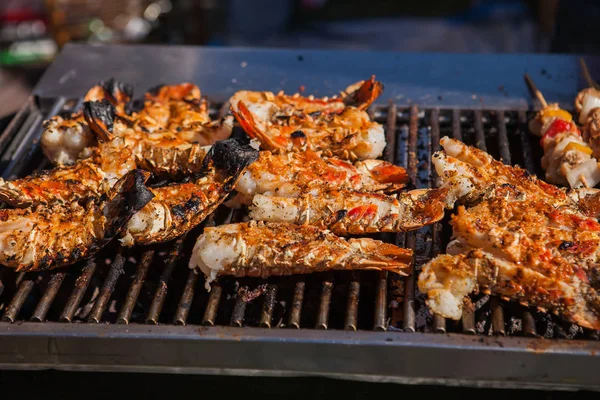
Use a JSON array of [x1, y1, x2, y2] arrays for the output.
[[433, 136, 595, 213], [84, 99, 229, 177], [121, 138, 259, 246], [41, 78, 133, 165], [529, 103, 599, 188], [228, 149, 408, 207], [41, 80, 233, 170], [135, 83, 233, 144], [229, 77, 386, 160], [0, 169, 153, 272], [249, 188, 446, 235], [189, 221, 412, 290], [526, 75, 600, 188], [420, 138, 600, 329], [0, 138, 136, 207]]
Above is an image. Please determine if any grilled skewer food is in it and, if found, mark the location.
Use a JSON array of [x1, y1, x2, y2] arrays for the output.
[[230, 77, 386, 160], [0, 169, 153, 271], [526, 75, 600, 188], [229, 149, 409, 207], [189, 221, 412, 290], [249, 188, 447, 236], [419, 137, 600, 329], [120, 138, 259, 246]]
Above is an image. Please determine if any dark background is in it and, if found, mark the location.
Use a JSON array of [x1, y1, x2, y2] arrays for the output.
[[1, 0, 599, 397]]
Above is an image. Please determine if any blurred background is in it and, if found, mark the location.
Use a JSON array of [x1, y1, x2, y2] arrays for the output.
[[2, 0, 598, 123]]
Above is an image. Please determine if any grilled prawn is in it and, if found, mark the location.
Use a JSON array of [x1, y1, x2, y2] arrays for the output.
[[0, 138, 136, 208], [189, 221, 412, 290], [0, 169, 153, 271], [418, 250, 600, 330], [41, 78, 133, 165], [121, 138, 259, 246], [420, 139, 600, 329], [84, 99, 230, 177], [230, 77, 385, 160], [249, 188, 446, 235], [433, 136, 578, 209], [419, 189, 600, 330], [229, 149, 408, 207]]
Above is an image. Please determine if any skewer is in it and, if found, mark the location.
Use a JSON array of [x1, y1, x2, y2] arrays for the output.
[[524, 74, 548, 108], [580, 58, 599, 90]]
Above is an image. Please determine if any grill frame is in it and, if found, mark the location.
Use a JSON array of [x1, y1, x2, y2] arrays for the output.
[[0, 44, 599, 391]]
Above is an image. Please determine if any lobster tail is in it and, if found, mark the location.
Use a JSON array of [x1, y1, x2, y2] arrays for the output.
[[350, 238, 413, 275]]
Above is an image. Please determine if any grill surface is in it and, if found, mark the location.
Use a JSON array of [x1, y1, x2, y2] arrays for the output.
[[0, 44, 599, 391]]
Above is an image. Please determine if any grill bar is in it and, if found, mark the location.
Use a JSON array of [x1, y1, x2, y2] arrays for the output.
[[402, 105, 419, 332], [146, 237, 185, 325], [259, 284, 278, 328], [429, 108, 446, 334], [230, 296, 247, 327], [202, 284, 222, 326], [345, 277, 360, 331], [117, 249, 154, 324], [30, 271, 66, 322], [288, 281, 305, 329], [473, 110, 486, 152], [316, 281, 333, 330], [2, 276, 35, 322], [88, 252, 125, 323], [373, 273, 387, 331], [173, 270, 199, 326], [60, 259, 97, 322]]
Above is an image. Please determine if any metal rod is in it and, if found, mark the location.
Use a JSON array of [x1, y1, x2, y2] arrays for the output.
[[117, 249, 155, 324], [60, 259, 97, 322], [452, 109, 463, 141], [344, 278, 360, 331], [522, 308, 537, 337], [173, 270, 199, 326], [202, 284, 222, 326], [288, 280, 305, 329], [430, 108, 446, 333], [496, 110, 511, 164], [230, 295, 247, 327], [369, 102, 398, 332], [461, 309, 476, 334], [30, 271, 66, 322], [146, 237, 185, 324], [2, 277, 35, 322], [0, 97, 33, 159], [491, 297, 506, 336], [473, 110, 487, 152], [580, 57, 599, 89], [524, 73, 548, 108], [87, 252, 125, 323], [384, 103, 397, 163], [432, 314, 447, 333], [402, 105, 419, 332], [315, 281, 333, 330], [1, 112, 42, 179], [517, 111, 536, 174], [373, 272, 387, 331], [259, 284, 278, 328]]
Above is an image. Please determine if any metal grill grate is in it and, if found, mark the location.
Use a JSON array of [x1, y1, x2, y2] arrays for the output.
[[0, 96, 597, 341]]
